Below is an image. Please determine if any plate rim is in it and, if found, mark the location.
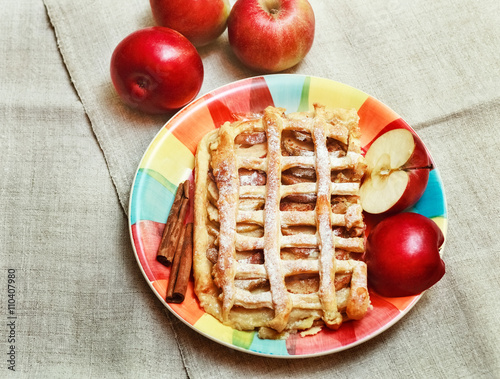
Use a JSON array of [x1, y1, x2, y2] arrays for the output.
[[127, 73, 447, 358]]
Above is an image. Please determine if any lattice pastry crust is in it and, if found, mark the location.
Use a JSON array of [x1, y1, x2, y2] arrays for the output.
[[193, 105, 371, 339]]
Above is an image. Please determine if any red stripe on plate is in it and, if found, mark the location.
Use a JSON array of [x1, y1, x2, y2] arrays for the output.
[[206, 76, 275, 128]]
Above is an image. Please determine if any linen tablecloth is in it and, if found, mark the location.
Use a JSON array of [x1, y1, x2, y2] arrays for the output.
[[1, 0, 499, 377]]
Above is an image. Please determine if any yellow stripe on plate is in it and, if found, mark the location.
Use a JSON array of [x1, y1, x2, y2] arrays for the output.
[[194, 313, 235, 345], [140, 128, 194, 184], [308, 77, 369, 111], [431, 216, 448, 237]]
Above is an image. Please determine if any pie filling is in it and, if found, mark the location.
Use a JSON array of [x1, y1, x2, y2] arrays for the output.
[[193, 105, 371, 339]]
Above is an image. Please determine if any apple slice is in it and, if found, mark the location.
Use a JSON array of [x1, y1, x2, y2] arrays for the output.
[[360, 128, 432, 214]]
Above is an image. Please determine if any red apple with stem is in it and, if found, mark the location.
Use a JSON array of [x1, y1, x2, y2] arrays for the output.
[[365, 212, 445, 297], [227, 0, 315, 73], [150, 0, 230, 47], [360, 128, 433, 215], [110, 27, 204, 114]]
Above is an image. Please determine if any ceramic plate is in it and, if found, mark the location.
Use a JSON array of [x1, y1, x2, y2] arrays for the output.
[[128, 74, 447, 358]]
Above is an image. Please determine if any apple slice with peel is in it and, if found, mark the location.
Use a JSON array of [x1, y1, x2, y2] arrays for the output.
[[360, 128, 432, 214]]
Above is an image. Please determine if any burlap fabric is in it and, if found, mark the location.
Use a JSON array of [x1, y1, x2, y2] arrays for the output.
[[0, 0, 498, 377]]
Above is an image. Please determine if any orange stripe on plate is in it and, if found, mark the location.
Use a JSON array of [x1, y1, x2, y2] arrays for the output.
[[376, 294, 418, 311], [169, 281, 205, 325], [152, 280, 204, 326], [358, 96, 399, 148], [169, 100, 216, 154], [153, 279, 168, 299]]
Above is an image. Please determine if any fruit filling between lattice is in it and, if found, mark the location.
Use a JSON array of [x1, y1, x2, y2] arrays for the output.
[[207, 105, 370, 333]]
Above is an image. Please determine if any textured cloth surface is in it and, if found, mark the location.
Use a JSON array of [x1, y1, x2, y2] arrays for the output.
[[0, 0, 498, 377], [0, 1, 186, 377], [43, 0, 500, 214]]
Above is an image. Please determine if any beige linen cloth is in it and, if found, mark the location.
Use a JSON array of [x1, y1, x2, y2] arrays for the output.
[[0, 0, 498, 377]]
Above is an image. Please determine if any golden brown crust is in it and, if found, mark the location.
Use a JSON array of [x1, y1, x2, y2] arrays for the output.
[[193, 105, 371, 338]]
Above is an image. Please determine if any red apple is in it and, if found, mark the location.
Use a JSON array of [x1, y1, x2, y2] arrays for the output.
[[365, 212, 445, 297], [360, 128, 432, 215], [110, 27, 204, 114], [150, 0, 230, 47], [227, 0, 315, 73]]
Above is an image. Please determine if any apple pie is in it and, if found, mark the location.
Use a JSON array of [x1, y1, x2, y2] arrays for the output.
[[193, 104, 370, 339]]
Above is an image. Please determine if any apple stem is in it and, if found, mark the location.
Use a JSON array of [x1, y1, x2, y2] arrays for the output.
[[263, 0, 281, 16], [137, 77, 148, 89]]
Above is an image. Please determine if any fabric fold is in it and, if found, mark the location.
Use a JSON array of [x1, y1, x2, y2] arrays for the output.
[[43, 0, 170, 214], [42, 0, 500, 216]]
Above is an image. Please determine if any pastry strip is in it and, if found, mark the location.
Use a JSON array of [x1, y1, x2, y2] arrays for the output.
[[193, 105, 371, 336], [211, 123, 239, 321], [312, 110, 343, 328], [235, 235, 364, 252], [262, 108, 292, 332]]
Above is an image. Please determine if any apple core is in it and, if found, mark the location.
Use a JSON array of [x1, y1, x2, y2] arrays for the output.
[[360, 128, 430, 214]]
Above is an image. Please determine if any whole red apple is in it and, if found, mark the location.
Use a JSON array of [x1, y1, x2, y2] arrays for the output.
[[365, 212, 445, 297], [227, 0, 315, 73], [110, 27, 204, 114], [360, 128, 433, 215], [150, 0, 230, 47]]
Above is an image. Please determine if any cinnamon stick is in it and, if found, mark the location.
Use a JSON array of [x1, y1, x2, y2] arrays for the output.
[[166, 223, 193, 303], [173, 223, 193, 302], [183, 179, 191, 200], [157, 182, 185, 266], [166, 224, 187, 302], [163, 197, 189, 264]]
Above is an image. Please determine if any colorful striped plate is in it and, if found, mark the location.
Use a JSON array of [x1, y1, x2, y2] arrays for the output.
[[128, 74, 447, 358]]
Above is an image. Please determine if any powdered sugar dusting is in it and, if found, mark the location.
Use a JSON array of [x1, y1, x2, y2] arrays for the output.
[[313, 114, 342, 326], [213, 131, 239, 320], [200, 105, 369, 333], [262, 109, 291, 331]]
